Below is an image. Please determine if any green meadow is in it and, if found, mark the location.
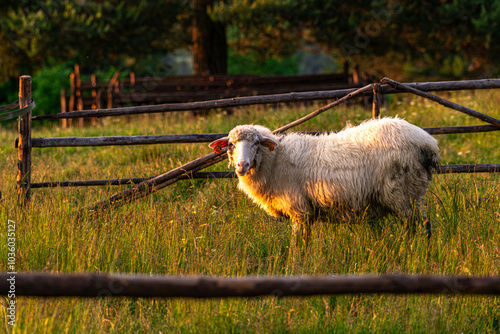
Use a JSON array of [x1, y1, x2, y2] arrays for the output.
[[1, 90, 499, 333]]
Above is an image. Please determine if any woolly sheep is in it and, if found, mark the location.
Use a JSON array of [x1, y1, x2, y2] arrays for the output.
[[209, 117, 440, 245]]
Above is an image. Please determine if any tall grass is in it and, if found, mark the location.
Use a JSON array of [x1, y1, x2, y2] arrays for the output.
[[1, 90, 499, 333]]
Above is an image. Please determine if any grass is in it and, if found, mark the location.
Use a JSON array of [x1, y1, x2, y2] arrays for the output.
[[1, 90, 500, 333]]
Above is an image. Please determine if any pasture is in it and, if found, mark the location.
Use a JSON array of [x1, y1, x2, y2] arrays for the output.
[[1, 90, 499, 332]]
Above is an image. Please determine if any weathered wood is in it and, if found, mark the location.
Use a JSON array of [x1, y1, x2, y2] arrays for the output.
[[60, 89, 67, 129], [91, 74, 98, 109], [82, 151, 229, 213], [273, 84, 374, 133], [17, 75, 32, 203], [37, 79, 500, 121], [424, 124, 500, 135], [107, 71, 120, 110], [29, 164, 500, 189], [74, 64, 84, 128], [80, 73, 350, 92], [0, 100, 19, 113], [1, 273, 499, 298], [28, 133, 229, 147], [30, 172, 235, 188], [436, 164, 500, 174], [68, 72, 75, 127], [372, 83, 381, 119], [381, 78, 500, 129], [129, 72, 135, 86], [23, 124, 499, 148]]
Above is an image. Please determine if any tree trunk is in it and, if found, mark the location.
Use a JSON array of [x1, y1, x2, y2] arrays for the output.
[[192, 0, 227, 75]]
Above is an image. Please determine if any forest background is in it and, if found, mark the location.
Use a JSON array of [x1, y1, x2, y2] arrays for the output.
[[0, 0, 499, 116]]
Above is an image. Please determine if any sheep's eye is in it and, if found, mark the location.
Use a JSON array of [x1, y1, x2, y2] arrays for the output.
[[252, 141, 259, 147]]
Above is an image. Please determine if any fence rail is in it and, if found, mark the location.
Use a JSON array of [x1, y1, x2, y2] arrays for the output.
[[28, 164, 500, 189], [36, 78, 500, 121], [2, 273, 499, 298], [30, 171, 235, 188], [8, 76, 500, 204], [62, 64, 355, 116], [15, 125, 500, 148]]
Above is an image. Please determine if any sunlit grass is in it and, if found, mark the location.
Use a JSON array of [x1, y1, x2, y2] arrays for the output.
[[0, 90, 499, 332]]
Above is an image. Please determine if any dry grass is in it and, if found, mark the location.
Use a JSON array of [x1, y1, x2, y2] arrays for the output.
[[0, 90, 499, 333]]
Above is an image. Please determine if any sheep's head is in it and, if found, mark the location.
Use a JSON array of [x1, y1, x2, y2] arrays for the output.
[[209, 125, 279, 176]]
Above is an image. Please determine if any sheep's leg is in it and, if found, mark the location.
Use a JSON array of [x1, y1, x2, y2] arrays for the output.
[[290, 219, 311, 249], [300, 220, 311, 246], [422, 209, 432, 240], [400, 200, 421, 235], [404, 200, 433, 240], [291, 222, 301, 249], [413, 199, 433, 239], [288, 221, 303, 266], [405, 203, 418, 234], [291, 221, 304, 249]]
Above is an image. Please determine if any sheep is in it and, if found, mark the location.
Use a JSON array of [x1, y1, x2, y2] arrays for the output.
[[209, 117, 440, 246]]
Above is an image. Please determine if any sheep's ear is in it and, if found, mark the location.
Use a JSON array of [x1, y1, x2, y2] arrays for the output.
[[261, 137, 278, 152], [209, 137, 229, 153]]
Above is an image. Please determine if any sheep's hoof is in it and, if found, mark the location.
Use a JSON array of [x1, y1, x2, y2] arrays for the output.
[[423, 219, 432, 240]]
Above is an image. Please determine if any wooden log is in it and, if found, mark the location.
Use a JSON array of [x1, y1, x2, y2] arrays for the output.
[[16, 124, 499, 149], [74, 64, 84, 127], [107, 71, 120, 109], [423, 124, 500, 135], [32, 79, 500, 121], [29, 164, 500, 189], [75, 77, 496, 107], [60, 89, 67, 129], [372, 83, 381, 119], [91, 74, 98, 109], [64, 75, 500, 103], [0, 100, 19, 113], [435, 164, 500, 174], [130, 72, 135, 86], [30, 172, 235, 188], [29, 133, 229, 147], [381, 78, 500, 129], [81, 75, 352, 94], [68, 72, 75, 127], [90, 74, 100, 125], [17, 75, 32, 203], [82, 151, 228, 213], [1, 273, 499, 298], [273, 84, 374, 133]]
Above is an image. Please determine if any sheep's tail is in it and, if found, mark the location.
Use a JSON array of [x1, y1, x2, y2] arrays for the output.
[[419, 145, 441, 177]]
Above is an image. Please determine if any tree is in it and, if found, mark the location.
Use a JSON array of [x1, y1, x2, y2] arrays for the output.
[[0, 0, 231, 80], [192, 0, 227, 75], [1, 0, 499, 86], [211, 0, 500, 78], [0, 0, 187, 83]]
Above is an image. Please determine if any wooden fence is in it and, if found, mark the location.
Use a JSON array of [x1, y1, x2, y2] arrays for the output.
[[1, 272, 500, 298], [10, 76, 500, 207], [61, 64, 359, 128], [3, 76, 500, 300]]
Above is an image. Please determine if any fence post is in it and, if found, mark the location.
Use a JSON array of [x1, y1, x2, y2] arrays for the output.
[[68, 71, 75, 127], [60, 89, 67, 129], [107, 71, 120, 109], [372, 83, 381, 119], [17, 75, 32, 203], [91, 74, 100, 125], [74, 64, 84, 128]]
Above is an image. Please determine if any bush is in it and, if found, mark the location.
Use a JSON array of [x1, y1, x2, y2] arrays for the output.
[[32, 63, 73, 116]]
